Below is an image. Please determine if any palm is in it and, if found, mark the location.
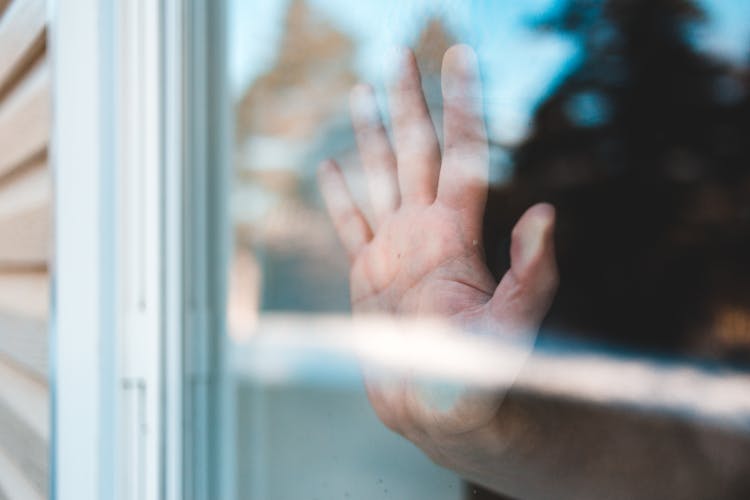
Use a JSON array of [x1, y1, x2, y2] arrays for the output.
[[350, 204, 494, 317]]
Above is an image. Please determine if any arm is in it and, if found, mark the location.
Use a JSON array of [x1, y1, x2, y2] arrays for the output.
[[464, 387, 750, 500], [318, 44, 750, 499]]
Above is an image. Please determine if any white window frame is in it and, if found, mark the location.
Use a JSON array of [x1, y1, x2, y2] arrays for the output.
[[51, 1, 230, 499]]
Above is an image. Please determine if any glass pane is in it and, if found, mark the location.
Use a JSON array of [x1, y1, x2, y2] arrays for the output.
[[225, 0, 750, 498]]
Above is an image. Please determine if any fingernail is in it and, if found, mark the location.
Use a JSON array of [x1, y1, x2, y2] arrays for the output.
[[443, 45, 479, 101], [517, 221, 544, 272], [453, 44, 478, 77], [318, 159, 335, 175], [350, 84, 379, 125], [317, 160, 338, 187], [514, 204, 555, 273], [398, 47, 416, 80]]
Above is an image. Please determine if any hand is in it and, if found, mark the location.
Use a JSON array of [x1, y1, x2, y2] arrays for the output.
[[318, 44, 559, 480]]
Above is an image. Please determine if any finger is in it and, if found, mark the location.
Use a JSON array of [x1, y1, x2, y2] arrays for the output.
[[490, 204, 559, 335], [437, 45, 489, 228], [317, 160, 373, 258], [389, 48, 441, 205], [350, 84, 400, 225]]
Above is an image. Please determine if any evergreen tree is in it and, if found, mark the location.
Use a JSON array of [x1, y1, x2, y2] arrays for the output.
[[484, 0, 750, 360]]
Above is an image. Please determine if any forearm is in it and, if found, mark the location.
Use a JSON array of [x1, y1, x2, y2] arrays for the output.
[[465, 389, 750, 500]]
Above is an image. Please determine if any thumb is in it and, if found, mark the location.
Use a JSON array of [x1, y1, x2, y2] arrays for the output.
[[489, 203, 559, 335]]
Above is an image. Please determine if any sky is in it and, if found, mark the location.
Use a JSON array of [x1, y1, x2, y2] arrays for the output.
[[228, 0, 750, 144]]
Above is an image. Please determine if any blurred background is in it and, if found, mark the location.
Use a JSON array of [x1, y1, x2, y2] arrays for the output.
[[229, 0, 750, 359]]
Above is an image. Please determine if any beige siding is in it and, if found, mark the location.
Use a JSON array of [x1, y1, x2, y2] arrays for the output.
[[0, 315, 47, 380], [0, 58, 49, 179], [0, 1, 49, 499], [0, 449, 43, 500], [0, 359, 48, 495], [0, 162, 51, 267], [0, 0, 45, 97]]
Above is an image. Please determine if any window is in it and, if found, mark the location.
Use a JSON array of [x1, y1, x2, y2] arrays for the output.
[[224, 0, 750, 499], [49, 1, 750, 499]]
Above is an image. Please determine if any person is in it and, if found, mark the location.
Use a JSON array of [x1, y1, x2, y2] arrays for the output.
[[318, 44, 750, 499]]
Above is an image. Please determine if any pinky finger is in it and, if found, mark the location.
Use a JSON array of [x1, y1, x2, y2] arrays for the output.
[[318, 160, 373, 258]]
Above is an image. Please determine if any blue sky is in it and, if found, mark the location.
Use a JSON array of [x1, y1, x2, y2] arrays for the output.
[[229, 0, 750, 144], [699, 0, 750, 61]]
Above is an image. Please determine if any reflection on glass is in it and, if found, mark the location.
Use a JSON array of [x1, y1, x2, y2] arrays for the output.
[[226, 0, 750, 498]]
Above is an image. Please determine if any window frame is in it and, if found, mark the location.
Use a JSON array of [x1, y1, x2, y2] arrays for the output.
[[51, 1, 230, 499]]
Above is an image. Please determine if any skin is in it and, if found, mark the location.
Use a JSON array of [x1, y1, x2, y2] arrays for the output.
[[318, 45, 557, 329], [317, 45, 750, 499]]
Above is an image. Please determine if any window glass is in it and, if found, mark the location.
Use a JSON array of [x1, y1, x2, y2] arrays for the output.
[[226, 1, 750, 498]]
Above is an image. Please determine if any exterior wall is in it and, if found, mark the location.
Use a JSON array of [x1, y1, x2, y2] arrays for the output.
[[0, 1, 50, 499]]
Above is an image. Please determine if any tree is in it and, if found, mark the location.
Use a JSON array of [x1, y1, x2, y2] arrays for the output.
[[484, 0, 750, 359]]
